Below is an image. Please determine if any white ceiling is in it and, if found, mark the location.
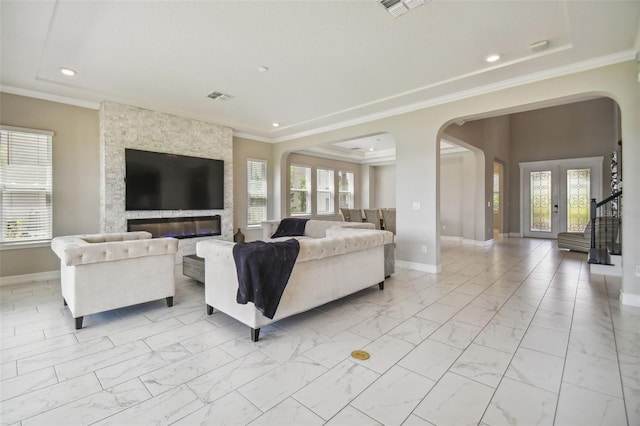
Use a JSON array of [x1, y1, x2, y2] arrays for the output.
[[2, 1, 639, 146]]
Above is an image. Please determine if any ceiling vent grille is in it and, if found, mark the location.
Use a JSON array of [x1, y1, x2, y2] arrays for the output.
[[206, 91, 233, 101], [381, 0, 425, 18]]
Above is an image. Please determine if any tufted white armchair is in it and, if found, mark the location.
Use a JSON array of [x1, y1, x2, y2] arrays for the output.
[[51, 231, 178, 329]]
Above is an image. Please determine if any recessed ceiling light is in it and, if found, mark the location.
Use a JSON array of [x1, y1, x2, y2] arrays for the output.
[[59, 67, 76, 76], [485, 54, 501, 63], [272, 122, 280, 128], [258, 65, 269, 72], [369, 147, 375, 152]]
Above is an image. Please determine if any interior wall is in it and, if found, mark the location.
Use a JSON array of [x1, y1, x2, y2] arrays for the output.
[[373, 164, 396, 208], [233, 136, 273, 242], [440, 155, 463, 237], [508, 97, 618, 232], [444, 115, 511, 240], [0, 92, 100, 278], [359, 165, 373, 208]]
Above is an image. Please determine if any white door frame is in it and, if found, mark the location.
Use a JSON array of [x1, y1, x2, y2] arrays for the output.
[[519, 156, 603, 238]]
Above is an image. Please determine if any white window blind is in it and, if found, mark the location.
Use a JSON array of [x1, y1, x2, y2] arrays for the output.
[[0, 126, 53, 245], [247, 159, 268, 226]]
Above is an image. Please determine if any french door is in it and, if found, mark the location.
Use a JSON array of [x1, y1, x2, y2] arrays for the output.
[[520, 157, 602, 239]]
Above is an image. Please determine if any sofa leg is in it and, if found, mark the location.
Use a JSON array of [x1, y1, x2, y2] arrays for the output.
[[166, 296, 174, 307], [63, 298, 67, 306], [75, 316, 83, 330], [251, 328, 260, 342], [207, 304, 214, 315], [378, 281, 384, 290]]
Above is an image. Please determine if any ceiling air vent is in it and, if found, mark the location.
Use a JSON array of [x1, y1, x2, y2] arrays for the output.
[[381, 0, 425, 18], [206, 91, 233, 101]]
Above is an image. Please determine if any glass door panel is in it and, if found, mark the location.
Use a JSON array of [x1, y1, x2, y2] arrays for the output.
[[521, 157, 601, 239], [566, 168, 591, 232], [530, 171, 552, 232]]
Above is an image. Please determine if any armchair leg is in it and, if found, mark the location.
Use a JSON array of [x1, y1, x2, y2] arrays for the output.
[[207, 304, 214, 315], [63, 298, 67, 306], [251, 328, 260, 342], [75, 316, 83, 330], [165, 296, 174, 307], [378, 281, 384, 290]]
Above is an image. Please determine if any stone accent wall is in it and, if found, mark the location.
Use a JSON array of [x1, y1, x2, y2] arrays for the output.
[[99, 102, 233, 259]]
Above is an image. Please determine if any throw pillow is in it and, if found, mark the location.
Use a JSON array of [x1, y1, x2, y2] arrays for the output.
[[271, 218, 310, 238]]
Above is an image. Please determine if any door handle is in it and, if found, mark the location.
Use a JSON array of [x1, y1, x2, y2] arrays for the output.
[[553, 204, 559, 213]]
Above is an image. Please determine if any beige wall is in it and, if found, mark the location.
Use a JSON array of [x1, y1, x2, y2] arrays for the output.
[[0, 92, 100, 277], [373, 164, 396, 208], [444, 115, 511, 240], [233, 136, 274, 242], [440, 155, 464, 237]]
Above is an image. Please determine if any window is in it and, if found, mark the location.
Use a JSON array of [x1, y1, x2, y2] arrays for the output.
[[0, 126, 53, 245], [316, 168, 334, 215], [338, 171, 354, 209], [493, 171, 500, 212], [247, 159, 267, 226], [290, 165, 311, 215]]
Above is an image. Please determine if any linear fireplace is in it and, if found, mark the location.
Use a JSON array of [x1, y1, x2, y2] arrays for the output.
[[127, 215, 221, 239]]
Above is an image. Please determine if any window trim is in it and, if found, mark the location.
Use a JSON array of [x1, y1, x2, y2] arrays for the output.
[[0, 125, 54, 248]]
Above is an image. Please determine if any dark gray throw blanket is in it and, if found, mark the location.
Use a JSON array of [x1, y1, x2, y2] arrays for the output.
[[232, 239, 300, 319]]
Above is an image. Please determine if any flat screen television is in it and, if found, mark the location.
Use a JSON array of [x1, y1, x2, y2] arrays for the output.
[[125, 148, 224, 210]]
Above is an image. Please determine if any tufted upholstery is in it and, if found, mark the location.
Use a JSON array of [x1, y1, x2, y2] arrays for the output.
[[262, 220, 394, 276], [51, 232, 178, 329], [51, 232, 178, 266], [197, 225, 387, 341], [262, 219, 375, 240]]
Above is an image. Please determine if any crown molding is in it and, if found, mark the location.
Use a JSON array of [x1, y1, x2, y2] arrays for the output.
[[232, 131, 274, 143], [0, 85, 101, 110], [271, 50, 636, 143], [3, 50, 635, 144]]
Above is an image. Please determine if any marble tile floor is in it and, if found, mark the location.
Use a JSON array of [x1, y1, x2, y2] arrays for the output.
[[1, 237, 639, 425]]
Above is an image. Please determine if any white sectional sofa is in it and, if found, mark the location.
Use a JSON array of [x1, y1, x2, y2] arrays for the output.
[[262, 219, 395, 277], [51, 231, 178, 329], [196, 220, 392, 341]]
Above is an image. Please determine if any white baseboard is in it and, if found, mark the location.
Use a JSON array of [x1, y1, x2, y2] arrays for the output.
[[590, 263, 622, 277], [0, 271, 60, 287], [441, 236, 463, 242], [463, 238, 494, 246], [395, 260, 441, 274], [620, 291, 640, 307]]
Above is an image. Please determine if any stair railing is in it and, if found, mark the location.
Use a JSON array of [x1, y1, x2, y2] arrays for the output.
[[588, 189, 622, 264]]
